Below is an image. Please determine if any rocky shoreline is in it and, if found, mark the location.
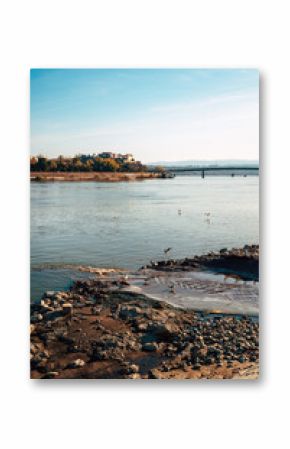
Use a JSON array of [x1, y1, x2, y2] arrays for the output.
[[143, 244, 259, 281], [30, 245, 259, 379]]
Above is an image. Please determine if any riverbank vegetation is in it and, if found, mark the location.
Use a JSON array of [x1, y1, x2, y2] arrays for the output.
[[30, 155, 150, 173]]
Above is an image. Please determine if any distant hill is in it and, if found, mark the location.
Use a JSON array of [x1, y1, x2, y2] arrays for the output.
[[148, 159, 259, 168]]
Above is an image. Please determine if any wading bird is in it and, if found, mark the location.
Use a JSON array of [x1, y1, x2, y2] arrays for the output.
[[169, 283, 176, 294]]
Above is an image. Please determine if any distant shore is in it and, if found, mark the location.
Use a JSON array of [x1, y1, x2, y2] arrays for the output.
[[30, 171, 161, 182]]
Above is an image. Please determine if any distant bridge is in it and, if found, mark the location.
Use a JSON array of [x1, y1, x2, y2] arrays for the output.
[[167, 166, 259, 178]]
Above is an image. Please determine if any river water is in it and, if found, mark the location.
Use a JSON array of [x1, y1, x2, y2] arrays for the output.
[[31, 175, 259, 301]]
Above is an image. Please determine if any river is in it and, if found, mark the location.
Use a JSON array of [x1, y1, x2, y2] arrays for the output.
[[31, 175, 259, 301]]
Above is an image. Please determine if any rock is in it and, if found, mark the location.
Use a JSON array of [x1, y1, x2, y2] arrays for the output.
[[41, 371, 59, 379], [39, 349, 50, 358], [67, 345, 80, 353], [32, 358, 48, 371], [118, 306, 143, 320], [127, 373, 141, 379], [162, 364, 171, 372], [68, 359, 86, 368], [54, 293, 64, 301], [91, 306, 102, 315], [44, 291, 56, 298], [58, 334, 75, 345], [148, 368, 162, 379], [192, 363, 201, 370], [142, 342, 158, 352], [120, 363, 140, 375], [30, 355, 41, 368], [62, 303, 73, 315], [130, 364, 139, 373], [45, 308, 72, 322], [147, 322, 179, 342], [91, 350, 109, 361], [31, 313, 43, 323], [198, 346, 208, 358], [137, 322, 148, 332], [30, 343, 39, 355]]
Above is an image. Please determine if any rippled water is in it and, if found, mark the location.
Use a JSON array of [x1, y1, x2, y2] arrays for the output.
[[31, 176, 259, 300]]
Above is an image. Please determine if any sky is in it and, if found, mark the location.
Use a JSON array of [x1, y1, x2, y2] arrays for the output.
[[30, 69, 259, 163]]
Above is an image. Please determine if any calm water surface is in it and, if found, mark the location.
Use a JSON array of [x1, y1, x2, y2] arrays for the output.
[[31, 176, 259, 300]]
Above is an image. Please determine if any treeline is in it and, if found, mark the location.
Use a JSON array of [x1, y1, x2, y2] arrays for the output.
[[30, 156, 148, 173]]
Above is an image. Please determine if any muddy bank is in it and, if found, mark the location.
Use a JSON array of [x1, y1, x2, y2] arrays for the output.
[[31, 284, 259, 380], [30, 171, 161, 182], [31, 246, 259, 379]]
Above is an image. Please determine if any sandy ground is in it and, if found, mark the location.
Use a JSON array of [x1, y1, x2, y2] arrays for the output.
[[30, 171, 160, 182]]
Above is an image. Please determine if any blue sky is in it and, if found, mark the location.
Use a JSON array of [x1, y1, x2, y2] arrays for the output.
[[30, 69, 259, 162]]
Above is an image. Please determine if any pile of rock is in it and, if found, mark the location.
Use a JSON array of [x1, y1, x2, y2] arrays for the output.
[[30, 275, 259, 379]]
